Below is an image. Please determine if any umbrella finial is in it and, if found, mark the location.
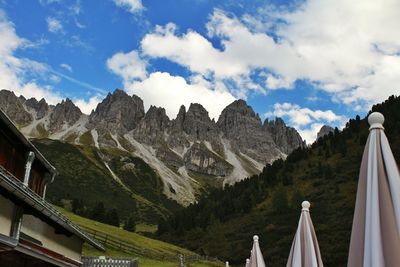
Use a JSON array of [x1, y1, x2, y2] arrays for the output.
[[253, 235, 259, 242], [302, 200, 310, 211], [368, 112, 384, 130]]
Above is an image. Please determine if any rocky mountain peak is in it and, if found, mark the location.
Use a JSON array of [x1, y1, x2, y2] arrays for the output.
[[89, 89, 145, 133], [216, 99, 282, 163], [170, 105, 186, 131], [134, 106, 171, 143], [0, 88, 309, 205], [182, 103, 217, 140], [25, 97, 49, 119], [49, 98, 82, 132], [225, 99, 259, 118], [317, 125, 335, 139], [263, 117, 306, 154], [217, 99, 262, 138], [0, 90, 32, 126], [186, 103, 213, 125]]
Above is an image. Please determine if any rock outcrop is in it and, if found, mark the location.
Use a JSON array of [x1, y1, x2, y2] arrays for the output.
[[263, 117, 306, 154], [184, 142, 233, 176], [0, 90, 32, 126], [0, 88, 306, 205], [317, 125, 335, 139], [49, 99, 82, 133], [134, 105, 171, 144], [25, 98, 49, 120], [182, 103, 217, 141], [217, 100, 282, 163], [89, 89, 144, 134]]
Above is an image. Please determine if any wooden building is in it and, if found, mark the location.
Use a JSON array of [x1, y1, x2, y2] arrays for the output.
[[0, 109, 104, 267]]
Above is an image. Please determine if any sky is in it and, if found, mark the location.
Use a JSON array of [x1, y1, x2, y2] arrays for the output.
[[0, 0, 399, 143]]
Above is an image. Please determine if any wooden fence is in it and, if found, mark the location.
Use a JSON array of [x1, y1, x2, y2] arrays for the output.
[[79, 225, 219, 264], [81, 256, 138, 267]]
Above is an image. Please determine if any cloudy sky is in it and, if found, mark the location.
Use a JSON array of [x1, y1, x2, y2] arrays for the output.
[[0, 0, 399, 143]]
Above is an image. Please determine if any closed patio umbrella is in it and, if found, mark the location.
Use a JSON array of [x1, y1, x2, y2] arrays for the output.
[[245, 258, 250, 267], [348, 112, 400, 266], [249, 235, 266, 267], [286, 201, 323, 267]]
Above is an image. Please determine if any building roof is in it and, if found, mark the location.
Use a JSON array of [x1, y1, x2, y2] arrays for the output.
[[0, 108, 56, 176], [0, 165, 105, 251], [0, 108, 104, 251]]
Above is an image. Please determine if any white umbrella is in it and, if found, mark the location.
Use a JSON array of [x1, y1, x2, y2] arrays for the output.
[[249, 235, 266, 267], [348, 112, 400, 266], [245, 258, 250, 267], [286, 201, 323, 267]]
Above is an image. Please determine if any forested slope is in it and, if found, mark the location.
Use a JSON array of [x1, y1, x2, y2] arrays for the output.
[[158, 95, 400, 266]]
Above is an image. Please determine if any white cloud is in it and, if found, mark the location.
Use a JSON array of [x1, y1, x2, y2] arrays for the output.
[[0, 10, 62, 104], [60, 63, 72, 72], [106, 50, 147, 82], [75, 19, 86, 29], [265, 102, 344, 144], [70, 0, 81, 15], [0, 9, 107, 115], [46, 17, 63, 33], [49, 75, 61, 83], [64, 35, 93, 51], [106, 47, 237, 119], [74, 95, 103, 114], [127, 72, 236, 120], [266, 0, 400, 107], [306, 96, 319, 102], [140, 2, 400, 111], [141, 22, 248, 79], [297, 123, 325, 146], [112, 0, 143, 13], [39, 0, 62, 5], [50, 69, 106, 94], [264, 73, 294, 89], [140, 11, 298, 92]]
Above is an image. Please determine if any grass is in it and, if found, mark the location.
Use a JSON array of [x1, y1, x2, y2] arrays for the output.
[[188, 171, 224, 190], [56, 207, 223, 267], [35, 139, 179, 224], [79, 130, 95, 146], [136, 223, 157, 234], [36, 123, 49, 138]]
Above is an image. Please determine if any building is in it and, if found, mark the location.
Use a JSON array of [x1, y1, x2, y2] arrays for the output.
[[0, 109, 104, 267]]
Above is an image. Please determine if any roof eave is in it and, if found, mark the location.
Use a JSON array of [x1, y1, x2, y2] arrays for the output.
[[0, 168, 105, 251]]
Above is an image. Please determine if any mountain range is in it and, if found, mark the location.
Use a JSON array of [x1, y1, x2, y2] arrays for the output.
[[0, 89, 304, 206], [157, 95, 400, 265]]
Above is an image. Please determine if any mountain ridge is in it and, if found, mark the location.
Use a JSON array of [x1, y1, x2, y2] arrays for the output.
[[156, 95, 400, 265], [0, 89, 305, 206]]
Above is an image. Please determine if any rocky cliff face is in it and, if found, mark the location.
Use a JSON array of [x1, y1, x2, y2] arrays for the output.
[[134, 105, 170, 144], [49, 99, 82, 133], [89, 89, 145, 134], [263, 118, 306, 154], [183, 142, 233, 176], [317, 125, 335, 139], [217, 100, 284, 163], [25, 98, 49, 120], [0, 90, 32, 126], [182, 103, 217, 141], [0, 89, 305, 205]]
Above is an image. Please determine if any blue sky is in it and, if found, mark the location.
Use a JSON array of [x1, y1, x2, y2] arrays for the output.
[[0, 0, 399, 143]]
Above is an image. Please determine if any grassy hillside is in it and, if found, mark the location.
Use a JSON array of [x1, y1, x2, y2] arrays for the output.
[[56, 207, 223, 267], [158, 95, 400, 266], [34, 139, 179, 224]]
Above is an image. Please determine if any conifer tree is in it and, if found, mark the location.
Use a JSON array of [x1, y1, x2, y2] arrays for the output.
[[124, 215, 136, 232]]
